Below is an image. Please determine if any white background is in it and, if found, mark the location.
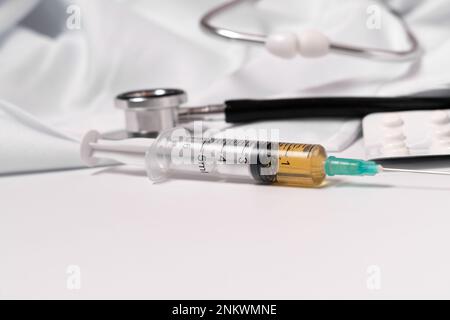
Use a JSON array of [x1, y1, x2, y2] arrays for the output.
[[1, 0, 450, 299]]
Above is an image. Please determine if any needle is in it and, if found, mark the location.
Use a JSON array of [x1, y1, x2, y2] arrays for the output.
[[381, 167, 450, 176]]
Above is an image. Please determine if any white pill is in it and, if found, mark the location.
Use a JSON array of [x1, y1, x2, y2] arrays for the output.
[[265, 32, 298, 59], [431, 140, 450, 152], [383, 129, 406, 141], [382, 141, 408, 149], [297, 30, 330, 58], [433, 127, 450, 139], [431, 110, 450, 125], [436, 140, 450, 147], [381, 146, 410, 156], [382, 114, 404, 127]]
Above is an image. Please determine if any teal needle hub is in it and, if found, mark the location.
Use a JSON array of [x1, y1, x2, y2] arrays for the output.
[[324, 156, 381, 176]]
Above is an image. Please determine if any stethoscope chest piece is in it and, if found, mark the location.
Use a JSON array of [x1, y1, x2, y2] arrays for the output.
[[115, 89, 187, 137]]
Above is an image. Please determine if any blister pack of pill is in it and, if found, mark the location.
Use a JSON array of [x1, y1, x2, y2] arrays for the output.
[[362, 110, 450, 160]]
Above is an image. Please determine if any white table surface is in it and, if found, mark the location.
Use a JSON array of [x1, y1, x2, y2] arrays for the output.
[[1, 139, 450, 299]]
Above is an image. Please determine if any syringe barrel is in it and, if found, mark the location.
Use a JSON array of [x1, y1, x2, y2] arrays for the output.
[[144, 129, 328, 187], [145, 130, 274, 183]]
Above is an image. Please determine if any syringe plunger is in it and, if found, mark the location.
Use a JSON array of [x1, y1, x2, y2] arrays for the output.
[[80, 130, 154, 167]]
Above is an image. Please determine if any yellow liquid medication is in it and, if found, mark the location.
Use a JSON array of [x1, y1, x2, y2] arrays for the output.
[[276, 143, 327, 187]]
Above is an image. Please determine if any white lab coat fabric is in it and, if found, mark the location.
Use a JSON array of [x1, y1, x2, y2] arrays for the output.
[[0, 0, 449, 174]]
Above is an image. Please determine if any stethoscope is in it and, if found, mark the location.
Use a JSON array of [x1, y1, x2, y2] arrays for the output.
[[200, 0, 421, 61], [116, 89, 450, 137], [115, 0, 430, 137]]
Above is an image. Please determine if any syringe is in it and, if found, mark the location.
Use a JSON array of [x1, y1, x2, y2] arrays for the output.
[[80, 129, 450, 187]]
